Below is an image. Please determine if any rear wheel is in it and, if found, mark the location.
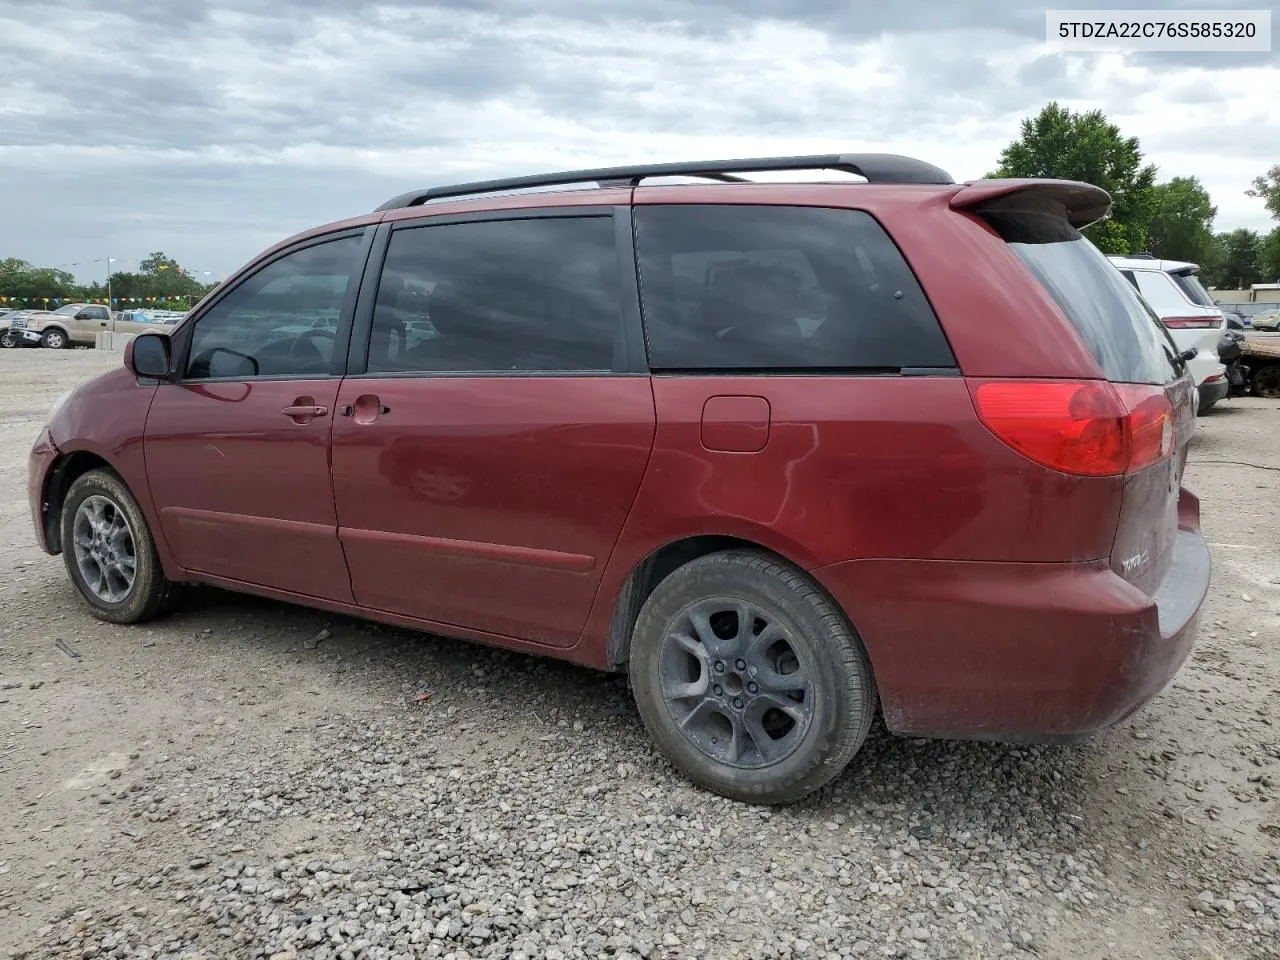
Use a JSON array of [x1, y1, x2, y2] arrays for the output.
[[60, 469, 183, 623], [41, 328, 69, 349], [1252, 363, 1280, 399], [629, 550, 876, 804]]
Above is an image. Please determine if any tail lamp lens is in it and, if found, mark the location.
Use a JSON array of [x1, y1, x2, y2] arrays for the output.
[[970, 380, 1174, 476]]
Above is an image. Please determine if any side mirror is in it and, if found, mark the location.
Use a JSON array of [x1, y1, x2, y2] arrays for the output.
[[127, 333, 171, 379]]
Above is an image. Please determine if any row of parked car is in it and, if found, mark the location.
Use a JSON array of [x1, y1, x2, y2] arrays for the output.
[[1105, 254, 1280, 407], [0, 303, 185, 349]]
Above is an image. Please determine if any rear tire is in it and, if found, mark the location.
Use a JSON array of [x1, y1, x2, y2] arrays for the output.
[[60, 469, 183, 623], [41, 328, 69, 349], [629, 549, 876, 805], [1252, 363, 1280, 399]]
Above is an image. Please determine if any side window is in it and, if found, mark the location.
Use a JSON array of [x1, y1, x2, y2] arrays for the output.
[[185, 235, 362, 380], [634, 205, 954, 371], [366, 216, 620, 374], [1131, 270, 1187, 315]]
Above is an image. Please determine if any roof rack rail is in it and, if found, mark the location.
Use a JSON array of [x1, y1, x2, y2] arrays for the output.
[[373, 153, 954, 212], [1129, 252, 1157, 259]]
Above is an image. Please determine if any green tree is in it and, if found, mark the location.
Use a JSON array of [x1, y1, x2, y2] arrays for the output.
[[1259, 227, 1280, 283], [1147, 177, 1216, 264], [1206, 229, 1264, 289], [1245, 165, 1280, 221], [991, 102, 1158, 254]]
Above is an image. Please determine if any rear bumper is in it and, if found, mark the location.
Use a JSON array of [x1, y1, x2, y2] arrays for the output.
[[28, 427, 59, 554], [1197, 376, 1229, 409], [813, 501, 1210, 741]]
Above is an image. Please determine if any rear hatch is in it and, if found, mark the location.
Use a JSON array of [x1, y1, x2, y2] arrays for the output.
[[956, 184, 1195, 594]]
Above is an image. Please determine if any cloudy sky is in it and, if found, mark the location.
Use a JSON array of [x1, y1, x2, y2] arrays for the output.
[[2, 0, 1276, 283]]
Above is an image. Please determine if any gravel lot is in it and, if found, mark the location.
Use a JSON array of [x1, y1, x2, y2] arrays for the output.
[[1, 348, 1277, 960]]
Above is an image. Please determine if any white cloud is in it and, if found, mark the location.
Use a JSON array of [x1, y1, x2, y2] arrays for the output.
[[0, 0, 1275, 280]]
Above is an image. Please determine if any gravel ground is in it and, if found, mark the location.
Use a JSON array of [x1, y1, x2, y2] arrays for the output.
[[1, 348, 1278, 960]]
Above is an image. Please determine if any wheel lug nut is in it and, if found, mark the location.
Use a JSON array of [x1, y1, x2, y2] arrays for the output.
[[714, 661, 725, 673], [713, 685, 723, 696], [748, 682, 759, 694], [735, 659, 746, 670], [733, 698, 744, 709]]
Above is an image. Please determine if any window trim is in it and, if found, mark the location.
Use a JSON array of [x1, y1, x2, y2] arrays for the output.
[[170, 226, 375, 385], [344, 205, 646, 380]]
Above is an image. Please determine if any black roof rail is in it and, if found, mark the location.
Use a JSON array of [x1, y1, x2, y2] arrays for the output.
[[1129, 252, 1157, 259], [374, 153, 954, 212]]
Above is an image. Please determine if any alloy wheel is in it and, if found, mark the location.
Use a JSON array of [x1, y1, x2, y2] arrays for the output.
[[658, 598, 814, 769], [71, 495, 137, 603]]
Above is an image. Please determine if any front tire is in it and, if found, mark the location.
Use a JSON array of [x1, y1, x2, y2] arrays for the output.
[[42, 328, 69, 349], [0, 329, 17, 349], [60, 469, 182, 623], [629, 550, 876, 805]]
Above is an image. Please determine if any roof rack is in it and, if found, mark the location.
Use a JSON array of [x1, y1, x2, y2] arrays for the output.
[[1129, 252, 1157, 259], [374, 153, 954, 212]]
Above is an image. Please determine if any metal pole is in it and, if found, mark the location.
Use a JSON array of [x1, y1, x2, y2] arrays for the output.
[[106, 257, 115, 332]]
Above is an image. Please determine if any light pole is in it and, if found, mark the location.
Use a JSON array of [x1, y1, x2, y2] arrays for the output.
[[106, 257, 116, 332]]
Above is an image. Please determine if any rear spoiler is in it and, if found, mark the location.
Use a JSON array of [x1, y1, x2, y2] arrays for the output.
[[950, 179, 1112, 229]]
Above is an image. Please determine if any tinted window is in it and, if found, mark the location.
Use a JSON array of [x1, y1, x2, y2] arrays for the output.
[[366, 217, 620, 374], [996, 226, 1177, 385], [1172, 270, 1215, 307], [634, 205, 954, 371], [186, 235, 362, 379]]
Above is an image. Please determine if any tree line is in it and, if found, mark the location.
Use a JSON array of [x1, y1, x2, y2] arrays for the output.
[[992, 102, 1280, 289], [1, 252, 219, 311], [3, 107, 1279, 303]]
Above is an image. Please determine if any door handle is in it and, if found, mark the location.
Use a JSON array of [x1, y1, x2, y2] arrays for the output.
[[341, 395, 390, 424], [281, 403, 329, 421]]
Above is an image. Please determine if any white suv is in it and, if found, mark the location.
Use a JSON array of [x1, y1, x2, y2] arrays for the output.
[[1108, 255, 1227, 413]]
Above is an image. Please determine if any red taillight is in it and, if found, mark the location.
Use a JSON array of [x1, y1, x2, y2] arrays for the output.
[[970, 380, 1174, 476], [1160, 316, 1218, 329]]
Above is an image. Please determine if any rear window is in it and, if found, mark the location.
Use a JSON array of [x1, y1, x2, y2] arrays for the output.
[[984, 211, 1179, 384], [634, 205, 955, 371], [1172, 270, 1215, 307]]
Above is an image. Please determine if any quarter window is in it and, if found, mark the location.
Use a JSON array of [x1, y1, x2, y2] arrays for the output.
[[634, 205, 954, 371], [366, 216, 621, 374], [185, 235, 362, 380]]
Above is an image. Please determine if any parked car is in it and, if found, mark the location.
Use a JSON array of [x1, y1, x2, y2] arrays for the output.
[[1108, 256, 1228, 413], [1214, 305, 1248, 329], [16, 302, 113, 348], [1252, 310, 1280, 332], [1, 309, 47, 348], [112, 309, 185, 336], [29, 155, 1209, 804]]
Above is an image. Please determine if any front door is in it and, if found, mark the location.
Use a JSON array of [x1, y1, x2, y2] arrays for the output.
[[144, 232, 367, 600], [331, 213, 655, 647]]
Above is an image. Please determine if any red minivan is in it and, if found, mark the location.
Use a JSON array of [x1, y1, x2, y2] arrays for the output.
[[29, 155, 1209, 804]]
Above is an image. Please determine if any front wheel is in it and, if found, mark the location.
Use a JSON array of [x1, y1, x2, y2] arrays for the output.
[[41, 328, 69, 349], [0, 329, 17, 349], [60, 468, 183, 623], [629, 550, 876, 804]]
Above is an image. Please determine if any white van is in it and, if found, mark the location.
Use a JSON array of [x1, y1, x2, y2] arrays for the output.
[[1107, 255, 1227, 413]]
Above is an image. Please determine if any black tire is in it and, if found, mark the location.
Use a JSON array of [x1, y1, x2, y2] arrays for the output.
[[629, 549, 876, 804], [1252, 363, 1280, 399], [41, 328, 69, 349], [60, 468, 183, 623], [0, 329, 17, 349]]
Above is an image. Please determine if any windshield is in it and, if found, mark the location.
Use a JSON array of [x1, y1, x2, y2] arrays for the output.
[[52, 304, 82, 316], [1172, 270, 1216, 307]]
